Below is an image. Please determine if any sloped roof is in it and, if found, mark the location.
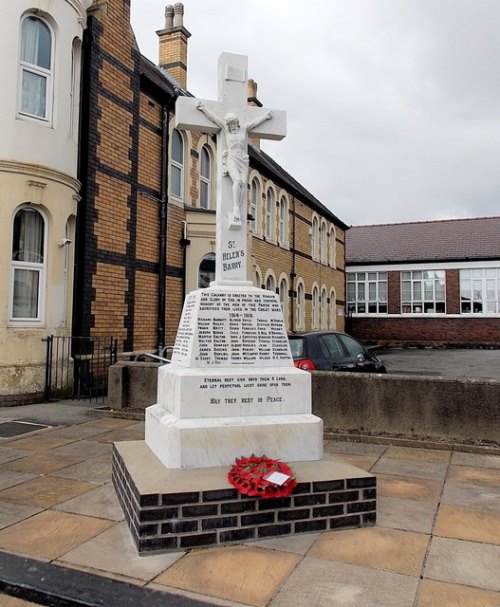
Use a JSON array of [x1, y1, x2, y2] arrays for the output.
[[249, 144, 349, 230], [346, 216, 500, 265]]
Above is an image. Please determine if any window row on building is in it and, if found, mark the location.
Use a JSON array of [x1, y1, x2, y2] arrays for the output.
[[347, 267, 500, 316]]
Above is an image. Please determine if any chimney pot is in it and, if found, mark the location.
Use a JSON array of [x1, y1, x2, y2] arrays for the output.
[[164, 5, 174, 30], [173, 3, 184, 27]]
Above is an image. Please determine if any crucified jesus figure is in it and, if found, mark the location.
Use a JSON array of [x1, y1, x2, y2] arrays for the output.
[[196, 102, 272, 225]]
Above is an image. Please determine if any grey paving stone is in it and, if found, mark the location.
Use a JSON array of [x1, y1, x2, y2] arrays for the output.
[[51, 459, 111, 484], [0, 500, 42, 530], [0, 469, 37, 491], [325, 441, 387, 457], [424, 537, 500, 592], [49, 440, 112, 459], [0, 448, 33, 464], [372, 458, 448, 481], [55, 484, 124, 521], [451, 452, 500, 470], [377, 496, 438, 534], [58, 521, 183, 581], [247, 532, 320, 555], [442, 481, 500, 513], [270, 557, 418, 607]]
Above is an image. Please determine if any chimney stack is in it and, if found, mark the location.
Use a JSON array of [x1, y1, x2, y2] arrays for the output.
[[157, 3, 191, 89], [247, 79, 263, 148]]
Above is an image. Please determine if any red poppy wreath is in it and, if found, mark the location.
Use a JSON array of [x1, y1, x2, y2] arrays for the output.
[[228, 455, 297, 498]]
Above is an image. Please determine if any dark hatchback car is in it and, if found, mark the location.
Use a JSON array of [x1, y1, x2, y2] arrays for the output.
[[288, 331, 386, 373]]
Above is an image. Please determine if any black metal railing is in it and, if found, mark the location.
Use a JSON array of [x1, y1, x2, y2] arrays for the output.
[[44, 336, 117, 403]]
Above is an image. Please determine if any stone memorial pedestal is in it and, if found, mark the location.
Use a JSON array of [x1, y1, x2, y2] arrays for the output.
[[112, 51, 376, 554], [145, 285, 322, 468]]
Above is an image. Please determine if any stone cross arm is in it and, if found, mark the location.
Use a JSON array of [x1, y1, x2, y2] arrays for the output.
[[175, 96, 286, 141]]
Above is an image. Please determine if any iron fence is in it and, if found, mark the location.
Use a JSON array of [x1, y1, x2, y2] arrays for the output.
[[44, 335, 117, 403]]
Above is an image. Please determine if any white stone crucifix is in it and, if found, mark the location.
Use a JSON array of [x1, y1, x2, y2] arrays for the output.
[[175, 52, 286, 285]]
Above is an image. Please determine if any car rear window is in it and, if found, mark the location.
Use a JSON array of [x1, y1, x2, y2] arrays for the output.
[[288, 337, 305, 358]]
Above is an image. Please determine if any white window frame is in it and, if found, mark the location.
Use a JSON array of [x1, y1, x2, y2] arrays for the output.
[[279, 276, 288, 325], [265, 188, 275, 240], [312, 285, 319, 330], [329, 288, 337, 330], [329, 227, 336, 268], [460, 268, 500, 315], [278, 195, 288, 246], [265, 273, 276, 293], [311, 216, 319, 260], [199, 145, 211, 209], [296, 281, 305, 330], [9, 206, 47, 325], [320, 221, 327, 264], [401, 270, 446, 314], [18, 15, 54, 124], [347, 272, 388, 315], [320, 287, 328, 330], [250, 178, 260, 234], [170, 129, 184, 200]]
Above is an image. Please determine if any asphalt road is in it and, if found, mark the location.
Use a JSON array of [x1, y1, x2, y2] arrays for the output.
[[379, 348, 500, 380]]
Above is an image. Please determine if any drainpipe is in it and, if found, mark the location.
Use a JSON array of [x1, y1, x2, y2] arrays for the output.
[[157, 103, 171, 355], [290, 193, 297, 333]]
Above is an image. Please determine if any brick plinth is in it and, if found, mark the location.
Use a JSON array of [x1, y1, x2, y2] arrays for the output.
[[112, 441, 376, 554]]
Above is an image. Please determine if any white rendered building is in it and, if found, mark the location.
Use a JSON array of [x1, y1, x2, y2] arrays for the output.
[[0, 0, 92, 402]]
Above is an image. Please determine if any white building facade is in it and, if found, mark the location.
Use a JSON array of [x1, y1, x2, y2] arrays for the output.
[[0, 0, 91, 402]]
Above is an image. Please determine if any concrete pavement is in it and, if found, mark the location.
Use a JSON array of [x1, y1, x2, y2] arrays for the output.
[[0, 401, 499, 606]]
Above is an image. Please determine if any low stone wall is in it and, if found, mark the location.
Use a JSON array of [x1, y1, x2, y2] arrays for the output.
[[107, 362, 500, 444], [312, 372, 500, 443]]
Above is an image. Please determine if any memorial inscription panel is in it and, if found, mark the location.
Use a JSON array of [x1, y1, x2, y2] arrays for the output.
[[172, 290, 292, 368]]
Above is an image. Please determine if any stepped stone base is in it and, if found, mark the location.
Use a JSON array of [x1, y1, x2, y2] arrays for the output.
[[113, 441, 377, 554]]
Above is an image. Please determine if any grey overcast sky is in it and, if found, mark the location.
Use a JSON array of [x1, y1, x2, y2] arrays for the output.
[[130, 0, 500, 227]]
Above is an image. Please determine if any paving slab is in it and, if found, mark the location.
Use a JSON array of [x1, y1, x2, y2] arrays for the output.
[[153, 545, 300, 607], [49, 439, 112, 459], [50, 457, 111, 484], [451, 451, 500, 470], [0, 510, 114, 560], [448, 465, 500, 488], [0, 500, 42, 530], [3, 452, 84, 474], [416, 579, 500, 607], [0, 475, 95, 508], [324, 452, 378, 471], [376, 473, 442, 502], [377, 496, 438, 534], [0, 469, 37, 491], [309, 527, 429, 577], [59, 522, 183, 581], [0, 448, 33, 464], [270, 557, 418, 607], [324, 441, 387, 457], [372, 457, 448, 481], [442, 480, 500, 512], [434, 504, 500, 545], [0, 594, 41, 606], [54, 483, 124, 521], [424, 536, 500, 592], [3, 433, 77, 452], [246, 532, 320, 555], [384, 446, 451, 463]]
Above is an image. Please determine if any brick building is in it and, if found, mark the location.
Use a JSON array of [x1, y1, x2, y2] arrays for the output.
[[0, 0, 348, 403], [75, 0, 348, 357], [346, 217, 500, 347]]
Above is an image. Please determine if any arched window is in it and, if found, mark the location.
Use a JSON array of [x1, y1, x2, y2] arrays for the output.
[[265, 188, 275, 240], [10, 207, 46, 321], [279, 277, 288, 319], [311, 216, 319, 259], [278, 196, 288, 246], [19, 15, 53, 121], [254, 268, 262, 288], [329, 227, 336, 268], [198, 253, 215, 288], [329, 288, 337, 330], [320, 222, 327, 263], [170, 129, 184, 199], [199, 146, 211, 209], [312, 285, 319, 329], [296, 281, 305, 330], [265, 274, 276, 293], [321, 287, 328, 329], [250, 178, 260, 234]]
